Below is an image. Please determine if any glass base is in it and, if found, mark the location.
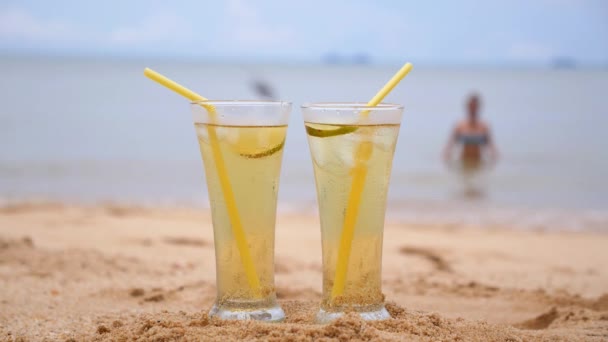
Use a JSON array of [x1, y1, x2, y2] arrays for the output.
[[316, 304, 391, 324], [209, 302, 285, 322]]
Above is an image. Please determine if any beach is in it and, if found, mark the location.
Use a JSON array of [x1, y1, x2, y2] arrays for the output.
[[2, 2, 607, 340], [1, 60, 607, 340], [1, 202, 607, 341]]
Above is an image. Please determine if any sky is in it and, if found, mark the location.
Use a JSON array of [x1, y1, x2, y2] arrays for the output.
[[0, 0, 607, 65]]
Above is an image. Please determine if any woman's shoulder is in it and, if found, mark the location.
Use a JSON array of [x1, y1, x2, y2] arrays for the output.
[[454, 121, 468, 130], [478, 121, 492, 131]]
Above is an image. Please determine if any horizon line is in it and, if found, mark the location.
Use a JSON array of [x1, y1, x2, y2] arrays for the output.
[[0, 52, 607, 70]]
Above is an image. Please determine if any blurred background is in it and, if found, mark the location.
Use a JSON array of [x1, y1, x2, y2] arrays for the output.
[[1, 0, 607, 231]]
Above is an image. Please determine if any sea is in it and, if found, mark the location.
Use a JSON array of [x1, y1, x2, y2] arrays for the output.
[[1, 57, 607, 231]]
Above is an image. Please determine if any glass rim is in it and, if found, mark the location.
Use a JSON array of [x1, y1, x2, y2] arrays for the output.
[[301, 102, 403, 111], [191, 100, 291, 106]]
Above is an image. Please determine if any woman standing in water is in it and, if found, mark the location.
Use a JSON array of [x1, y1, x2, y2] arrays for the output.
[[443, 94, 498, 196]]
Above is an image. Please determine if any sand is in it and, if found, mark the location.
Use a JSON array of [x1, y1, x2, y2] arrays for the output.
[[1, 203, 607, 341]]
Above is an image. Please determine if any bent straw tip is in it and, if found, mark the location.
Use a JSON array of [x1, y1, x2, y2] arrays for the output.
[[399, 62, 413, 75], [397, 62, 413, 75]]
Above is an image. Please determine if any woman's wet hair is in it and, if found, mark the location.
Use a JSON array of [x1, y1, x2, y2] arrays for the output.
[[468, 93, 480, 107], [467, 93, 481, 117]]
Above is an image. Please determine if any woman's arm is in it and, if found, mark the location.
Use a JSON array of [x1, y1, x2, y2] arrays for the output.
[[485, 126, 499, 163], [443, 125, 458, 162]]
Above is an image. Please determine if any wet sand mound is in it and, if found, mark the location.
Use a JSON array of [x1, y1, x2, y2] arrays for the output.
[[1, 204, 607, 341]]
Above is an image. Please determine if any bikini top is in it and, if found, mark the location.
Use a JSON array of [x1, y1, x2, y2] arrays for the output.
[[456, 133, 488, 146]]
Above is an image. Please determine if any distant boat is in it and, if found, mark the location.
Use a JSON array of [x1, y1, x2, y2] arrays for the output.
[[352, 53, 371, 65], [551, 57, 577, 69], [322, 53, 342, 65]]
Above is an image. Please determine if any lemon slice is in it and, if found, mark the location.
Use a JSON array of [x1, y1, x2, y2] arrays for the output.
[[230, 128, 286, 159], [305, 124, 358, 138]]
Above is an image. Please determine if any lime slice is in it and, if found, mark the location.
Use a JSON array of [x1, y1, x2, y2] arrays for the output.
[[230, 128, 286, 159], [305, 124, 358, 138], [240, 140, 285, 159]]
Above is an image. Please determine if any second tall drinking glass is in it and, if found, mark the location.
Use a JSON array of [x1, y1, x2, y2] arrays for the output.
[[192, 100, 291, 322], [302, 103, 403, 323]]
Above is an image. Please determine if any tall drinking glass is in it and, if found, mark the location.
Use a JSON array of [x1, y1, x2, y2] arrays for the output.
[[191, 100, 291, 322], [302, 103, 403, 323]]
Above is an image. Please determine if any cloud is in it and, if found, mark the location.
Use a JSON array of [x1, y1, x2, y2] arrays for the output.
[[536, 0, 585, 7], [0, 1, 604, 64], [0, 7, 76, 41], [286, 2, 417, 58], [109, 11, 192, 44], [224, 0, 294, 47], [0, 6, 192, 49]]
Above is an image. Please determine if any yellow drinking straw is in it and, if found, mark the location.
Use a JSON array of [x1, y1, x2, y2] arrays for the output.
[[331, 62, 413, 300], [144, 68, 262, 297]]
